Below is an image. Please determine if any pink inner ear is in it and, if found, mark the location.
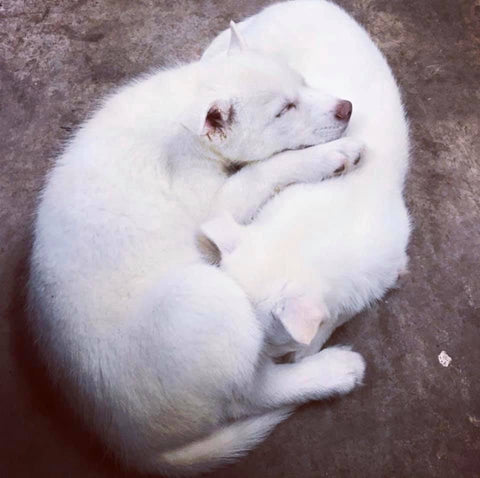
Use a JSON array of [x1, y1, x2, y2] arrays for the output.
[[205, 106, 224, 133], [202, 100, 234, 137], [275, 296, 327, 345]]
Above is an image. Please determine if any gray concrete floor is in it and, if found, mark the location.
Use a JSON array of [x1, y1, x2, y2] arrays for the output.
[[1, 1, 479, 477]]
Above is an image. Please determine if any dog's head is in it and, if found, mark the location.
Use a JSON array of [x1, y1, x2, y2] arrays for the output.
[[200, 212, 328, 357], [186, 22, 352, 165]]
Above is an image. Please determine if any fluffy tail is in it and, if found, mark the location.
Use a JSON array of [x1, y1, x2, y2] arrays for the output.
[[156, 408, 292, 476]]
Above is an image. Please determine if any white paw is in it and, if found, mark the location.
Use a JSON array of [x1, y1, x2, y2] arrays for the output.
[[326, 137, 365, 175], [304, 345, 366, 396]]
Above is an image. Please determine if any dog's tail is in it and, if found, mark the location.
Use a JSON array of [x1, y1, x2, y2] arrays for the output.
[[156, 408, 292, 476]]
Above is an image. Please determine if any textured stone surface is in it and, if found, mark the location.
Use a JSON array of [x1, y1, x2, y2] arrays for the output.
[[1, 1, 479, 477]]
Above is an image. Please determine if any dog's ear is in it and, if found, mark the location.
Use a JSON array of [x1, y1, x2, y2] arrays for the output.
[[272, 296, 328, 345], [200, 99, 235, 138], [181, 99, 234, 138], [228, 21, 247, 55], [200, 212, 243, 256]]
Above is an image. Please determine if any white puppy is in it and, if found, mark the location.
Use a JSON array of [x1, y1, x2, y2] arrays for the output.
[[203, 0, 411, 359], [29, 21, 365, 476]]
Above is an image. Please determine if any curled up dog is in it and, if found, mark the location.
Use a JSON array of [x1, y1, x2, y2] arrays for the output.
[[28, 1, 409, 475], [202, 0, 410, 362], [29, 17, 365, 478]]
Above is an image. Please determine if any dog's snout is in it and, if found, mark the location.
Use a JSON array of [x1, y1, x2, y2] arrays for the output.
[[335, 100, 352, 121]]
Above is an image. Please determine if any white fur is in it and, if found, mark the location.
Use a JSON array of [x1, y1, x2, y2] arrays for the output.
[[29, 16, 367, 476], [203, 0, 411, 359]]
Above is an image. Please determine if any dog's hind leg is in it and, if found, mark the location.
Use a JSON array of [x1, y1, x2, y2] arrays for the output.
[[249, 346, 365, 409]]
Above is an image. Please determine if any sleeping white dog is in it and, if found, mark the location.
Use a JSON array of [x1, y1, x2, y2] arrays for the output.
[[203, 1, 411, 360], [29, 9, 366, 478]]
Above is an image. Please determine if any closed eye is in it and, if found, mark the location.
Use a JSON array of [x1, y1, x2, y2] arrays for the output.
[[276, 102, 297, 118]]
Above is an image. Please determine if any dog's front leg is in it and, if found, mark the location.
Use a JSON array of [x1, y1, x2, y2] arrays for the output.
[[211, 137, 364, 224]]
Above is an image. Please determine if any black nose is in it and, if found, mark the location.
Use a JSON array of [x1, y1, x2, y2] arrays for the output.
[[335, 100, 352, 121]]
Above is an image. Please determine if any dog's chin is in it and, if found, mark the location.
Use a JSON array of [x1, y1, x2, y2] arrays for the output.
[[277, 125, 349, 155], [274, 142, 319, 156], [318, 124, 349, 143]]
